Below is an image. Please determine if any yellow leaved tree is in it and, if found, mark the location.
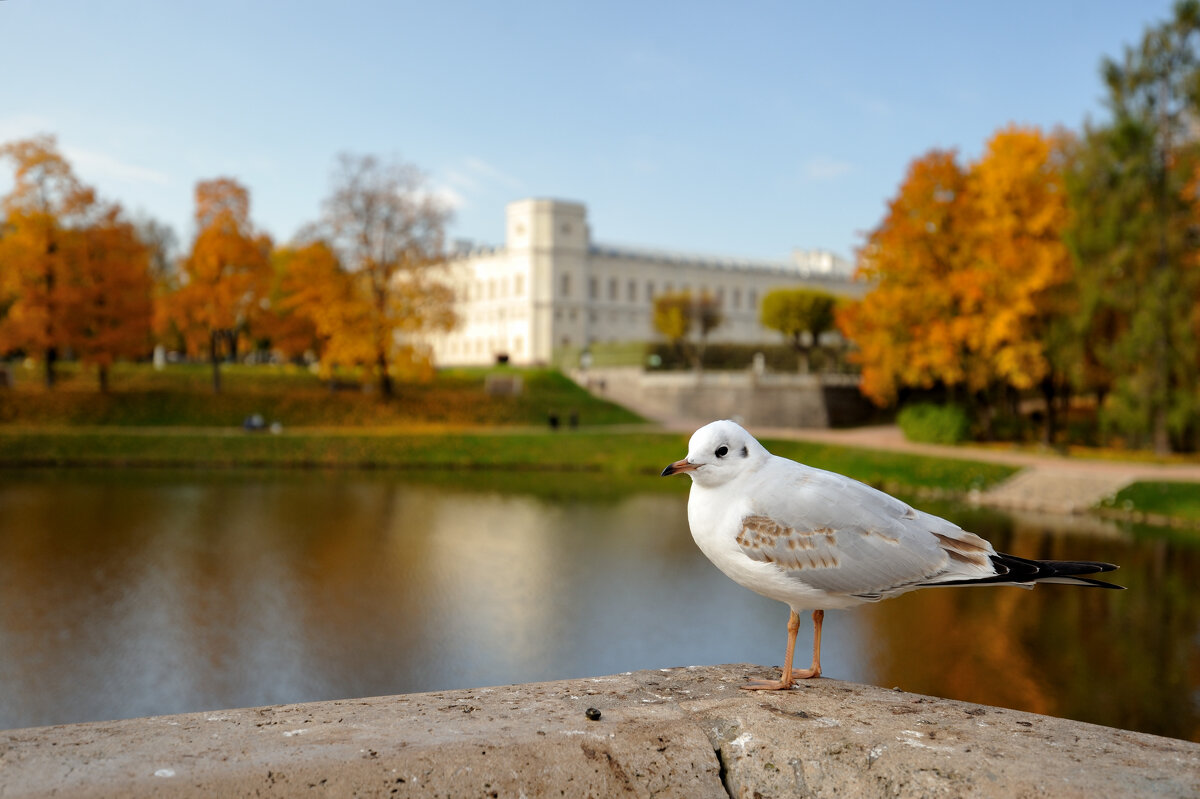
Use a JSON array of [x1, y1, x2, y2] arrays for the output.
[[159, 178, 272, 393], [839, 127, 1076, 441], [0, 135, 152, 390]]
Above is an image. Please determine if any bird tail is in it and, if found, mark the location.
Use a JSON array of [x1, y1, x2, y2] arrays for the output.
[[932, 553, 1123, 589]]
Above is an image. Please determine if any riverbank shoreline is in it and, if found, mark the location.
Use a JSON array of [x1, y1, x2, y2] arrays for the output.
[[7, 422, 1200, 526], [3, 664, 1195, 798]]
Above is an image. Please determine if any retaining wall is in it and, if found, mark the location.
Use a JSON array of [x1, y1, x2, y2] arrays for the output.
[[571, 368, 874, 428]]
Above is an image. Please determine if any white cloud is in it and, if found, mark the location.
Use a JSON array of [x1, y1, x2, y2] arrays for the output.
[[443, 156, 524, 195], [0, 114, 169, 187], [802, 156, 854, 181], [431, 184, 466, 211], [0, 113, 58, 143], [63, 145, 170, 187], [461, 156, 524, 191]]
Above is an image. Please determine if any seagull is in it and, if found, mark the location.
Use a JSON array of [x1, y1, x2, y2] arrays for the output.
[[661, 419, 1122, 691]]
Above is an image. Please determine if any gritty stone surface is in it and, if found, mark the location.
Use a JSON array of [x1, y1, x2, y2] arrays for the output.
[[1, 665, 1196, 798]]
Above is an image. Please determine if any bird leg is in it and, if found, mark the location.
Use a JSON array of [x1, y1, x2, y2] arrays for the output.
[[742, 609, 823, 691]]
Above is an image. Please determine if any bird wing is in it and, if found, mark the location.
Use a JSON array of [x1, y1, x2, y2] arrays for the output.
[[735, 459, 997, 597]]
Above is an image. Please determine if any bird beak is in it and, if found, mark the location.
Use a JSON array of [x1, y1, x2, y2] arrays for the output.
[[661, 458, 698, 477]]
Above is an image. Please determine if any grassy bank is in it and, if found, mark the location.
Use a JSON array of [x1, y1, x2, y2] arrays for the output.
[[0, 363, 642, 428], [1101, 482, 1200, 525], [0, 427, 1019, 496]]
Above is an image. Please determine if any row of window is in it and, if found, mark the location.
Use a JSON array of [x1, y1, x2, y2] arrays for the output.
[[442, 336, 524, 357], [561, 274, 758, 310], [462, 274, 526, 302], [460, 271, 764, 311]]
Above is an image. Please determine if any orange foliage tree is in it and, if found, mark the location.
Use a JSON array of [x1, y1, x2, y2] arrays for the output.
[[0, 135, 152, 390], [160, 178, 272, 393], [840, 127, 1075, 440], [972, 126, 1076, 440], [838, 149, 978, 405], [67, 205, 154, 392], [288, 154, 456, 396]]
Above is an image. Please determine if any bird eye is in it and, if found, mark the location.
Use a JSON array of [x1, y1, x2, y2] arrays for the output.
[[715, 445, 729, 458]]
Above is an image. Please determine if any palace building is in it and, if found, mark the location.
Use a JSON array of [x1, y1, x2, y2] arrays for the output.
[[427, 198, 860, 366]]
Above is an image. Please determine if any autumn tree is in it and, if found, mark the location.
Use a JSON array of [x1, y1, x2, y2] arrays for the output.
[[838, 149, 979, 406], [971, 126, 1076, 443], [841, 128, 1077, 442], [292, 153, 456, 397], [261, 241, 336, 363], [68, 206, 154, 391], [652, 290, 723, 370], [760, 287, 837, 373], [0, 135, 97, 386], [0, 135, 152, 390], [162, 178, 272, 393]]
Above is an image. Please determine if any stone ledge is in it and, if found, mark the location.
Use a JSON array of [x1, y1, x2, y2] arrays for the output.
[[1, 665, 1196, 798]]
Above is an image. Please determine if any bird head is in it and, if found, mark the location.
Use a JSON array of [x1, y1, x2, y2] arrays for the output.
[[661, 419, 768, 488]]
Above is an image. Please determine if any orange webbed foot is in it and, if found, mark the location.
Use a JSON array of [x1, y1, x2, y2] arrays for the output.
[[740, 678, 793, 691]]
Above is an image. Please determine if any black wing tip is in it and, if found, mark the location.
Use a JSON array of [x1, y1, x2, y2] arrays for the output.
[[931, 553, 1124, 589], [1046, 560, 1120, 574], [994, 554, 1120, 577], [1075, 577, 1126, 590]]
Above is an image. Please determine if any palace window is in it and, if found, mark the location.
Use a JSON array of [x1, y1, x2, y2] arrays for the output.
[[627, 279, 637, 302], [561, 274, 570, 297]]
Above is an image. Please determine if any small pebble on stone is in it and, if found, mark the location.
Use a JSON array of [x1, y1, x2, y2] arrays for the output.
[[585, 707, 602, 721]]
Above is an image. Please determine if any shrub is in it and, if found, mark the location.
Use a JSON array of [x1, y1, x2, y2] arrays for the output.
[[897, 402, 971, 445]]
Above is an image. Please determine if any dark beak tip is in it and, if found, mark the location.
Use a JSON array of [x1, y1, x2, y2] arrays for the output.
[[660, 464, 675, 477]]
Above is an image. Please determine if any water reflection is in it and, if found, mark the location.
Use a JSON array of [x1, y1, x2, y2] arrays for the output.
[[0, 470, 1195, 742]]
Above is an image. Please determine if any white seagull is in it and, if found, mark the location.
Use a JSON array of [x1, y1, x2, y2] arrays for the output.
[[661, 420, 1122, 691]]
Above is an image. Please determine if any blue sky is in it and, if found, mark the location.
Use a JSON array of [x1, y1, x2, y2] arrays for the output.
[[0, 1, 1177, 261]]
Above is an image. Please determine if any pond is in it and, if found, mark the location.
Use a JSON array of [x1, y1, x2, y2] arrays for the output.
[[0, 469, 1195, 742]]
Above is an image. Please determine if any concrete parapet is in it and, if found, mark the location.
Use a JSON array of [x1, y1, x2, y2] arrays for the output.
[[571, 368, 871, 429], [2, 664, 1196, 798]]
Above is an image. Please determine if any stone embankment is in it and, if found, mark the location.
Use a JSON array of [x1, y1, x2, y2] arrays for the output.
[[3, 665, 1196, 798]]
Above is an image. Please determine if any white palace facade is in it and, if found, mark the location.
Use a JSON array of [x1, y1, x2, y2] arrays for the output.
[[427, 198, 861, 367]]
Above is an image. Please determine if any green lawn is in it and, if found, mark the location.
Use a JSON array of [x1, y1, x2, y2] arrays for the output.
[[1103, 481, 1200, 523]]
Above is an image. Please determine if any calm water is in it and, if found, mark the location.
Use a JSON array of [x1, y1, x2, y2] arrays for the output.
[[0, 469, 1196, 741]]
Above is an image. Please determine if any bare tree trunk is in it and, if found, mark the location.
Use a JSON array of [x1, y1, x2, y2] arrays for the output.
[[44, 347, 57, 389], [1040, 375, 1057, 447], [376, 351, 393, 398], [210, 330, 222, 394]]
